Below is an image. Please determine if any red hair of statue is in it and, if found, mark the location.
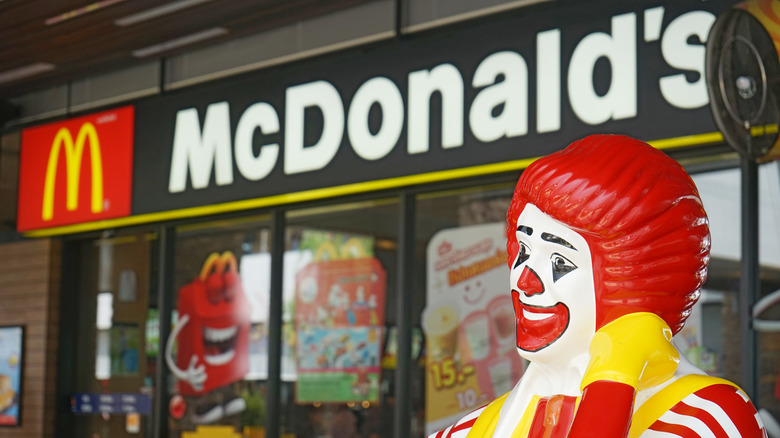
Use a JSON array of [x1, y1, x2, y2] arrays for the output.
[[506, 134, 710, 335]]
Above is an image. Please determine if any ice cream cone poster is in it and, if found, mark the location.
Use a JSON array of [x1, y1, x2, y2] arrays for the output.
[[423, 223, 524, 434]]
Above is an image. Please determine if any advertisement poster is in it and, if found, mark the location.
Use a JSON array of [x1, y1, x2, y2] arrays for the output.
[[0, 326, 23, 427], [294, 231, 386, 403], [424, 223, 524, 434]]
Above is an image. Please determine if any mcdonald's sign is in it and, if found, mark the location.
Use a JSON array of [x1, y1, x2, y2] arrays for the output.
[[17, 106, 134, 232]]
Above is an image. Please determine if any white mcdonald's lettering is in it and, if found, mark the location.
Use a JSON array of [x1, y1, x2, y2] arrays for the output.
[[168, 8, 715, 193], [42, 122, 104, 221]]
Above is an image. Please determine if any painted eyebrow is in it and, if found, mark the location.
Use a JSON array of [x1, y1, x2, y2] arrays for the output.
[[517, 225, 533, 236], [541, 232, 576, 250]]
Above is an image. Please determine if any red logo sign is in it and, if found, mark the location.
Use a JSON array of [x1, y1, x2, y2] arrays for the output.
[[17, 106, 134, 232]]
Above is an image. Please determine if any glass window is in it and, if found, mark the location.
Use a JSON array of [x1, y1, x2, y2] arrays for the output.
[[281, 198, 399, 438], [59, 156, 780, 438], [415, 183, 522, 437], [691, 163, 780, 425], [67, 230, 158, 438], [168, 215, 272, 437]]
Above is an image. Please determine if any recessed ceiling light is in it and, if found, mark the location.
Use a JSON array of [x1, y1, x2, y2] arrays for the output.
[[45, 0, 128, 26], [0, 63, 56, 84], [115, 0, 215, 26], [132, 27, 228, 58]]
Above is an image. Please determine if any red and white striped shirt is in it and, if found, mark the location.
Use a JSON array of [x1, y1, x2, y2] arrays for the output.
[[642, 384, 766, 437], [428, 381, 767, 437], [429, 404, 487, 438]]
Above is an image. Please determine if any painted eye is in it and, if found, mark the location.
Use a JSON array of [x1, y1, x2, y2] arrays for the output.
[[513, 242, 530, 269], [551, 253, 577, 282]]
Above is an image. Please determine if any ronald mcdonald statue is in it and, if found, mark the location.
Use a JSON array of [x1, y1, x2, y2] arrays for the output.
[[429, 135, 768, 438]]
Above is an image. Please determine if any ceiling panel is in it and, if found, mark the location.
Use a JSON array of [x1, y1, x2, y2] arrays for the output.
[[0, 0, 377, 100]]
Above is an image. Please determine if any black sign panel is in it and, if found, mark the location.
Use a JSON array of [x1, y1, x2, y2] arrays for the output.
[[133, 0, 737, 215]]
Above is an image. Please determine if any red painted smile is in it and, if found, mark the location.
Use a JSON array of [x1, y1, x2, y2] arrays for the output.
[[511, 290, 570, 352]]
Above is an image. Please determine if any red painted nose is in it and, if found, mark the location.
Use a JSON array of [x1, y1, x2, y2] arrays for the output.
[[517, 266, 544, 296]]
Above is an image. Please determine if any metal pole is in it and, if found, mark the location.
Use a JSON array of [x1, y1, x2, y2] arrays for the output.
[[155, 226, 175, 438], [267, 210, 285, 438], [394, 193, 414, 438], [739, 156, 759, 400]]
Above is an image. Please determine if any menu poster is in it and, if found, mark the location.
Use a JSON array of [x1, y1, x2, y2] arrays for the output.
[[294, 257, 386, 403], [424, 223, 524, 434], [296, 326, 382, 401], [0, 326, 23, 427]]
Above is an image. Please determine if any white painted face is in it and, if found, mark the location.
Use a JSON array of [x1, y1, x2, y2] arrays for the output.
[[509, 203, 596, 362]]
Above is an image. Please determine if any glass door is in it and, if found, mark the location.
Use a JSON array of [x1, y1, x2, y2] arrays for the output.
[[66, 230, 159, 438]]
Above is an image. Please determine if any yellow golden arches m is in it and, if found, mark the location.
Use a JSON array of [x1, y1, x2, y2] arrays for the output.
[[42, 122, 104, 221]]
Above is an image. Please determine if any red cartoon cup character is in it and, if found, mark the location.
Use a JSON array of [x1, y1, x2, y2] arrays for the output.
[[165, 251, 251, 395]]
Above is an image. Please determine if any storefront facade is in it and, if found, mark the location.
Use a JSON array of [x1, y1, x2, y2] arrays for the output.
[[1, 1, 779, 437]]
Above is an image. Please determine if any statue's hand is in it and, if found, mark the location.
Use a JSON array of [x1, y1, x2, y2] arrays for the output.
[[183, 355, 207, 392], [568, 313, 680, 438], [582, 312, 679, 391]]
